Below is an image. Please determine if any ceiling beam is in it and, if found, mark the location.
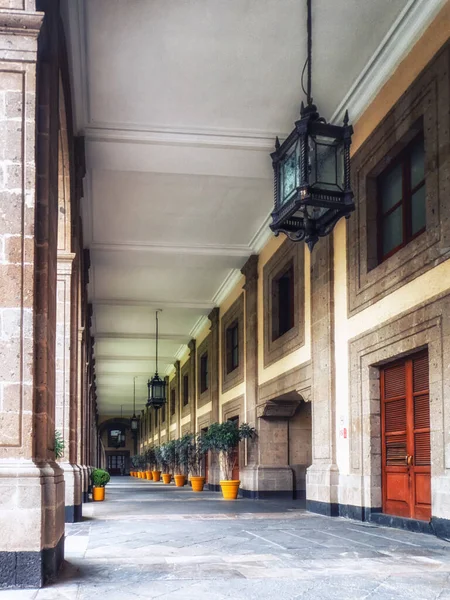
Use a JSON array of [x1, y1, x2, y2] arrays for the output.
[[91, 299, 214, 310], [94, 332, 191, 342], [94, 355, 175, 362], [90, 241, 252, 258]]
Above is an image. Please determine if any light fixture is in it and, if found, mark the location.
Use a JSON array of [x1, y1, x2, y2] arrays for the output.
[[146, 310, 166, 410], [270, 0, 354, 251], [130, 376, 139, 431]]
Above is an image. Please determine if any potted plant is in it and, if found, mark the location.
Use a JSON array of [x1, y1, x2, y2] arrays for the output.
[[203, 421, 256, 500], [188, 434, 207, 492], [174, 434, 191, 487], [91, 468, 111, 501], [153, 446, 163, 482], [160, 442, 173, 484], [145, 447, 156, 480]]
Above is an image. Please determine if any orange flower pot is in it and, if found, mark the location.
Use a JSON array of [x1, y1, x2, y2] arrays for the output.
[[152, 470, 161, 482], [146, 471, 152, 480], [190, 476, 206, 492], [174, 474, 186, 487], [162, 473, 172, 484], [92, 486, 105, 501], [220, 480, 240, 500], [138, 472, 143, 478]]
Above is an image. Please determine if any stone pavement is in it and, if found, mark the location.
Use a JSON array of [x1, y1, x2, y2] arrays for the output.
[[2, 477, 450, 599]]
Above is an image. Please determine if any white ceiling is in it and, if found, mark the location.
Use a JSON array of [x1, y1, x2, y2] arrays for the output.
[[61, 0, 443, 416]]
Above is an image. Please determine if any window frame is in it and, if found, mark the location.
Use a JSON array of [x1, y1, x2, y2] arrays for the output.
[[200, 352, 209, 394], [377, 133, 426, 263], [226, 321, 239, 374], [182, 374, 189, 407], [271, 260, 295, 341]]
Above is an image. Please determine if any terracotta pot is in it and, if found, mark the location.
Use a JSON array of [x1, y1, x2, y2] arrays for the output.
[[174, 474, 186, 487], [152, 470, 161, 482], [190, 476, 206, 492], [162, 473, 172, 484], [145, 471, 152, 480], [92, 486, 105, 501], [220, 480, 240, 500]]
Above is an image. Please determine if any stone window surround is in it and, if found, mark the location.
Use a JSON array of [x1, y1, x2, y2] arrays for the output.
[[197, 334, 212, 408], [347, 45, 450, 317], [263, 239, 305, 368], [221, 294, 245, 394], [222, 395, 245, 471], [348, 292, 449, 513], [181, 359, 191, 418]]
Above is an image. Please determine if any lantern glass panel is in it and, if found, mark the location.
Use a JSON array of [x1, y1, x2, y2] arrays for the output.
[[280, 138, 301, 207], [309, 135, 344, 192]]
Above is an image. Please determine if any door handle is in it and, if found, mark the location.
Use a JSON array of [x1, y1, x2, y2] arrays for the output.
[[406, 455, 414, 466]]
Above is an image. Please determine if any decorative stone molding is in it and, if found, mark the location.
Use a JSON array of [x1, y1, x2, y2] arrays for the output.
[[263, 239, 305, 367], [347, 43, 450, 316]]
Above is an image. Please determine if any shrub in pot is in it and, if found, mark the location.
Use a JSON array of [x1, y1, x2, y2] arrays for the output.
[[188, 434, 208, 492], [144, 447, 156, 480], [91, 468, 111, 501], [174, 434, 191, 487], [160, 442, 174, 483], [153, 446, 163, 481], [203, 421, 256, 500]]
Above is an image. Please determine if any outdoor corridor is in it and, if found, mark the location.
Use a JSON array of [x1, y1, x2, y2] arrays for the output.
[[3, 477, 450, 600]]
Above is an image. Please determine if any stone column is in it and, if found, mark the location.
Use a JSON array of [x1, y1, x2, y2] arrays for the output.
[[188, 339, 196, 432], [306, 235, 339, 515], [0, 6, 66, 589], [208, 308, 220, 423], [56, 253, 82, 522]]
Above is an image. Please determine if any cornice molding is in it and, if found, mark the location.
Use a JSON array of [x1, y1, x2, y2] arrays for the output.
[[212, 268, 243, 307], [189, 315, 209, 339], [330, 0, 447, 125], [0, 9, 43, 36], [90, 241, 252, 258]]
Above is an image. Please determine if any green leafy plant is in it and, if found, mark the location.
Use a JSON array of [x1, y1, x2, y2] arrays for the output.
[[144, 447, 156, 471], [91, 468, 111, 488], [187, 434, 207, 477], [154, 445, 165, 471], [175, 434, 192, 476], [159, 443, 173, 473], [53, 430, 65, 460], [164, 440, 177, 473], [203, 421, 256, 480]]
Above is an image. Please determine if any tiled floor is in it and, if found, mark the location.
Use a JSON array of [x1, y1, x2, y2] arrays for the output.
[[3, 477, 450, 599]]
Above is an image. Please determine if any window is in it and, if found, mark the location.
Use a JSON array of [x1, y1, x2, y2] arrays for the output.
[[148, 412, 152, 433], [108, 428, 125, 448], [183, 374, 189, 406], [272, 262, 294, 341], [226, 322, 239, 374], [377, 135, 425, 262], [170, 388, 176, 416], [200, 353, 209, 394]]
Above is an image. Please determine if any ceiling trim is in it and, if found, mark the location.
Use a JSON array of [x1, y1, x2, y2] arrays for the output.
[[330, 0, 447, 124], [86, 125, 278, 151], [212, 269, 243, 306], [92, 299, 214, 310], [190, 315, 209, 339], [95, 332, 191, 342], [94, 355, 175, 362], [90, 241, 253, 258]]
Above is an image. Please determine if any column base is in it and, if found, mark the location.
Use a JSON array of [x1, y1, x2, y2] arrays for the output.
[[60, 462, 82, 522], [239, 465, 295, 499], [306, 462, 339, 514], [0, 460, 65, 589]]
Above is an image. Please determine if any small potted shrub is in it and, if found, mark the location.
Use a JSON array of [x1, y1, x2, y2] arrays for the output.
[[153, 446, 163, 482], [204, 421, 256, 500], [188, 434, 207, 492], [160, 442, 173, 484], [174, 434, 191, 487], [91, 468, 111, 501], [144, 448, 156, 480]]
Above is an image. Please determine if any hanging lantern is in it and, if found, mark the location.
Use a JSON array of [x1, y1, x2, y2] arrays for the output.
[[130, 376, 139, 431], [270, 0, 354, 251], [146, 310, 166, 410]]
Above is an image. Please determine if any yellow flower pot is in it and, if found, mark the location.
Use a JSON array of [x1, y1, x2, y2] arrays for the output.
[[92, 486, 105, 501], [152, 470, 161, 482], [220, 480, 240, 500], [138, 472, 143, 478], [145, 471, 152, 480], [162, 473, 172, 484], [174, 474, 186, 487], [190, 476, 206, 492]]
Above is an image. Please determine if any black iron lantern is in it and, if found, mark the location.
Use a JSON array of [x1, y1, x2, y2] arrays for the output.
[[130, 376, 139, 431], [271, 0, 354, 251], [146, 310, 166, 410]]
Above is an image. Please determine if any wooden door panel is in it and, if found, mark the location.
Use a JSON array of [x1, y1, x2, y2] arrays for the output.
[[381, 352, 431, 521]]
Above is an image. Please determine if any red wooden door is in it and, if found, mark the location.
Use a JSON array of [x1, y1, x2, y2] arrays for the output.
[[381, 352, 431, 521]]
